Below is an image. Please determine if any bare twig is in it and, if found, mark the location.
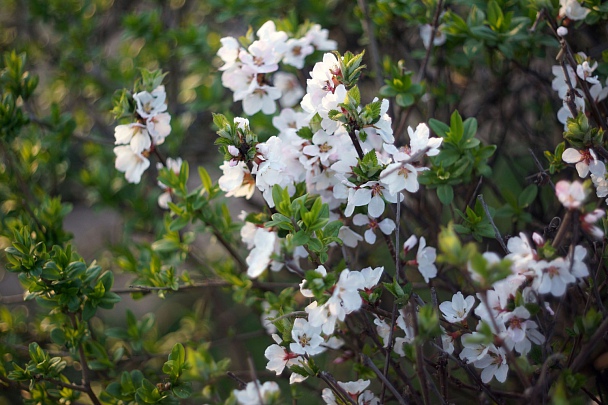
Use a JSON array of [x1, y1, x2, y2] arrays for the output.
[[477, 194, 509, 254], [362, 355, 408, 405], [417, 0, 444, 82], [319, 371, 358, 405], [571, 317, 608, 372], [528, 148, 555, 189], [356, 0, 383, 88]]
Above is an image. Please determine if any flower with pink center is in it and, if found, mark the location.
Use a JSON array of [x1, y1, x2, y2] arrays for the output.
[[264, 343, 301, 375], [532, 258, 576, 296], [555, 179, 588, 209], [562, 148, 605, 178], [581, 209, 605, 239], [353, 214, 396, 244], [242, 85, 282, 115], [283, 37, 314, 69], [239, 40, 281, 74], [273, 73, 305, 108], [474, 345, 509, 383]]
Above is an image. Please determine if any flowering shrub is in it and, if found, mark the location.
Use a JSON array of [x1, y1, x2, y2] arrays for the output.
[[1, 1, 608, 404]]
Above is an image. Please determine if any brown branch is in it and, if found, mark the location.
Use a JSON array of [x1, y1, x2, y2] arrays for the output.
[[319, 371, 358, 405], [570, 316, 608, 372], [417, 0, 444, 82], [357, 0, 383, 89], [362, 355, 408, 405], [69, 314, 102, 405]]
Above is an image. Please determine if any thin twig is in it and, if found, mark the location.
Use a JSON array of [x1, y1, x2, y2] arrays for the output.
[[362, 355, 408, 405], [477, 194, 509, 254], [319, 371, 358, 405], [417, 0, 444, 82], [69, 314, 102, 405], [227, 371, 247, 389], [356, 0, 383, 88], [571, 316, 608, 372], [409, 303, 430, 405], [528, 148, 555, 189], [428, 341, 503, 404], [551, 210, 572, 249]]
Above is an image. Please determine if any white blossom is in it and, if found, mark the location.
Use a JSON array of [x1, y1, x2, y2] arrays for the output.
[[439, 292, 475, 324]]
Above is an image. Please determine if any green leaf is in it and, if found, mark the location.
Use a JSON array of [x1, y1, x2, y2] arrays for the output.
[[437, 184, 454, 205], [518, 184, 538, 208], [323, 220, 343, 238], [487, 0, 504, 30], [296, 126, 314, 140], [291, 230, 310, 246], [198, 167, 213, 194], [347, 85, 361, 105], [169, 215, 190, 232], [428, 118, 450, 138], [172, 383, 192, 399], [449, 110, 464, 142]]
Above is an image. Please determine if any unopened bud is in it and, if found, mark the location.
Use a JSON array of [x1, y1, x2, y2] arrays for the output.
[[557, 26, 568, 37]]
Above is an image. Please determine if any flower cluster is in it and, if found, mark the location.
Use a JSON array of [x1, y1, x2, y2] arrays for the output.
[[113, 85, 172, 184], [551, 53, 607, 130], [263, 266, 383, 387], [429, 228, 595, 383], [218, 21, 336, 115], [216, 46, 442, 282]]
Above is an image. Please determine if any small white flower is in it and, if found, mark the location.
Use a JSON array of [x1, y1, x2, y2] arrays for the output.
[[234, 380, 280, 405], [242, 85, 282, 116], [246, 228, 278, 278], [264, 344, 300, 375], [374, 317, 391, 348], [282, 37, 314, 69], [289, 318, 324, 356], [420, 24, 447, 49], [559, 0, 590, 20], [219, 161, 255, 199], [441, 327, 455, 354], [353, 214, 396, 244], [146, 112, 171, 145], [533, 258, 576, 297], [305, 24, 337, 51], [557, 26, 568, 37], [273, 72, 305, 108], [439, 292, 475, 324], [577, 60, 600, 84], [217, 36, 241, 71], [134, 85, 167, 119], [114, 123, 151, 154], [562, 148, 605, 178], [581, 209, 605, 239], [114, 145, 150, 184], [474, 345, 509, 383], [416, 237, 437, 282], [555, 179, 588, 209], [459, 333, 490, 363]]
